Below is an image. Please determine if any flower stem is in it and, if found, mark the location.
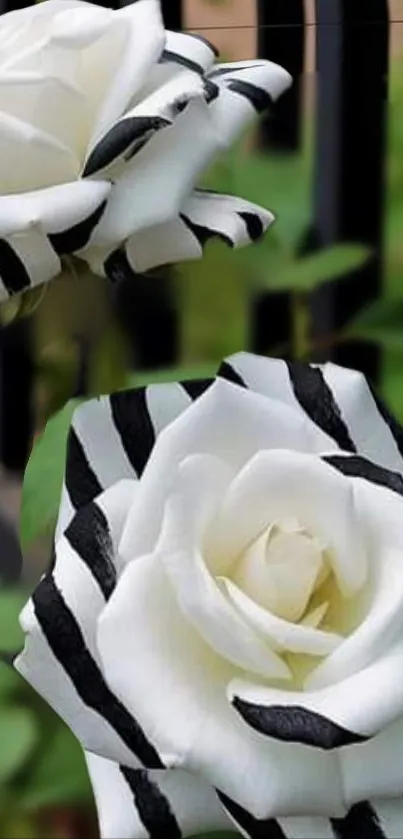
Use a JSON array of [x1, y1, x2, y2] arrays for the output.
[[291, 291, 311, 361]]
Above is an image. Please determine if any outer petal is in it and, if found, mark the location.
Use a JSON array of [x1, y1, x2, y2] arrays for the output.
[[208, 60, 292, 145], [0, 179, 110, 301], [98, 553, 344, 820], [90, 58, 290, 247], [87, 753, 232, 839], [219, 794, 403, 839], [89, 96, 220, 246], [83, 69, 206, 179], [56, 382, 200, 539], [220, 352, 403, 472], [88, 0, 165, 149], [15, 480, 166, 770], [96, 189, 274, 279]]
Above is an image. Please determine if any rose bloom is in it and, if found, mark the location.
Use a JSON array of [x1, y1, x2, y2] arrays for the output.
[[16, 352, 403, 838], [0, 0, 290, 301]]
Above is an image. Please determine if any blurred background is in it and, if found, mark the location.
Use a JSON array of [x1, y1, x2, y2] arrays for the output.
[[0, 0, 402, 836]]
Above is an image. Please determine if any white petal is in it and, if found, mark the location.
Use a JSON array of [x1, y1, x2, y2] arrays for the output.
[[15, 481, 163, 769], [86, 753, 232, 839], [211, 449, 367, 596], [88, 0, 165, 148], [0, 110, 78, 193], [342, 718, 403, 804], [306, 477, 403, 691], [119, 379, 337, 562], [83, 69, 205, 178], [219, 352, 354, 453], [0, 227, 61, 301], [208, 60, 292, 145], [164, 30, 217, 75], [0, 179, 110, 238], [64, 383, 193, 516], [157, 454, 290, 679], [96, 190, 274, 278], [90, 96, 218, 246], [221, 351, 403, 473], [98, 553, 344, 820], [320, 361, 403, 473], [0, 72, 88, 152], [221, 577, 342, 657], [229, 642, 403, 752]]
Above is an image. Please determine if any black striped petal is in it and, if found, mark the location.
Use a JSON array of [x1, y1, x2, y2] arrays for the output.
[[232, 698, 369, 750]]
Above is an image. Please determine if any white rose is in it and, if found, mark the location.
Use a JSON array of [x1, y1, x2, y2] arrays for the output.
[[0, 0, 290, 301], [17, 351, 403, 838]]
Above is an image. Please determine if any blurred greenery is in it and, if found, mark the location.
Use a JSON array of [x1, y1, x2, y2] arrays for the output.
[[3, 31, 403, 839]]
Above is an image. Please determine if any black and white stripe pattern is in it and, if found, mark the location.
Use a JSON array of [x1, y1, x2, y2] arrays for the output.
[[218, 792, 396, 839], [103, 191, 274, 280], [17, 378, 218, 838], [218, 352, 403, 475], [232, 698, 369, 750]]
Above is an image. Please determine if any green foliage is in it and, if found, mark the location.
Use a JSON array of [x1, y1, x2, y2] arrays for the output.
[[0, 708, 38, 785], [347, 298, 403, 349], [254, 243, 371, 293], [0, 589, 28, 652], [20, 399, 82, 550]]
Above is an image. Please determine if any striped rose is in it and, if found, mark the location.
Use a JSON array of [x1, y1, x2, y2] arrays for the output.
[[0, 0, 290, 300], [16, 352, 403, 838]]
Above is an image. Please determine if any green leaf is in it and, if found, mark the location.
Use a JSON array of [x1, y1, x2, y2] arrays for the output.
[[0, 708, 38, 784], [256, 244, 371, 292], [20, 399, 83, 549], [347, 297, 403, 349], [0, 661, 20, 697], [129, 364, 218, 388], [21, 725, 92, 810], [190, 834, 237, 839], [0, 590, 29, 653]]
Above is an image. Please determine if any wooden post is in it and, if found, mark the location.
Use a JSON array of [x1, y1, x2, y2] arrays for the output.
[[310, 0, 389, 383]]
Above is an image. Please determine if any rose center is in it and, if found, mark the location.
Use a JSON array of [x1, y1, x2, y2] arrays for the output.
[[230, 517, 329, 624]]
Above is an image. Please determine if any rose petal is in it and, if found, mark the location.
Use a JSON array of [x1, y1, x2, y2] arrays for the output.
[[220, 794, 402, 839], [220, 352, 403, 473], [229, 642, 403, 752], [83, 69, 205, 178], [86, 753, 232, 839], [61, 382, 194, 523], [0, 226, 60, 300], [119, 379, 336, 562], [88, 0, 165, 149], [221, 577, 342, 657], [15, 480, 165, 769], [0, 110, 78, 193], [96, 190, 274, 278], [157, 454, 290, 679], [0, 179, 109, 239], [211, 449, 367, 597], [90, 96, 218, 246], [0, 72, 88, 153], [98, 553, 344, 820], [208, 60, 292, 145], [306, 477, 403, 691], [319, 362, 403, 474]]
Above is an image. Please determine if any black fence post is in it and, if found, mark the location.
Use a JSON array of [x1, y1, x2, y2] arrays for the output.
[[252, 0, 305, 356], [310, 0, 389, 383], [160, 0, 182, 31], [109, 0, 180, 371]]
